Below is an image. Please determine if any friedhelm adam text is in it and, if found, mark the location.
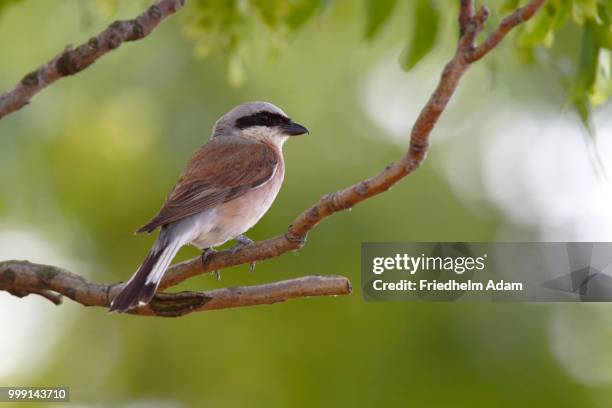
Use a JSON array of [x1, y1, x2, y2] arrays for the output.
[[372, 279, 523, 292]]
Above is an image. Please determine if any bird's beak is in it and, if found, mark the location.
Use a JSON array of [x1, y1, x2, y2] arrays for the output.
[[281, 121, 309, 136]]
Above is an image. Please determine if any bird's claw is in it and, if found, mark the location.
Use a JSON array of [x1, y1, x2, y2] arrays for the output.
[[233, 235, 256, 274], [235, 234, 254, 246], [201, 247, 221, 280]]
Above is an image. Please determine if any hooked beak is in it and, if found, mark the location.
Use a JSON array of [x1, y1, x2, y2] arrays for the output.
[[281, 121, 309, 136]]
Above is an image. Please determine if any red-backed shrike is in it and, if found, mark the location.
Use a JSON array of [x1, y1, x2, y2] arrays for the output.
[[110, 101, 308, 312]]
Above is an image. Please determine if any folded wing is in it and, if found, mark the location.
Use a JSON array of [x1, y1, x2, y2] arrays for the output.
[[137, 137, 279, 233]]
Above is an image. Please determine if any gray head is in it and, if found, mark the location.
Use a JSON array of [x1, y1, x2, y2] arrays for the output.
[[212, 101, 308, 143]]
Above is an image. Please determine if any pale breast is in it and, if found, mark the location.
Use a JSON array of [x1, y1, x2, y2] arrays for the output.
[[190, 155, 285, 248]]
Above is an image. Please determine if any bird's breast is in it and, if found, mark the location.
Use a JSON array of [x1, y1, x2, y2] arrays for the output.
[[190, 157, 285, 248], [219, 159, 285, 229]]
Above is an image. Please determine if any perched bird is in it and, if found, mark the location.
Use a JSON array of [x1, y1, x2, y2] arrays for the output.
[[109, 101, 308, 312]]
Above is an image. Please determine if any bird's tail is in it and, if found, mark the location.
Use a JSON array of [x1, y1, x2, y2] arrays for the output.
[[109, 233, 182, 313]]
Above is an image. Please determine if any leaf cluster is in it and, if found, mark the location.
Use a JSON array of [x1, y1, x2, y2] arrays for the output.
[[1, 0, 610, 126]]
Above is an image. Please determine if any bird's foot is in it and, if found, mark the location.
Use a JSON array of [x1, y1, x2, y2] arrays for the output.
[[201, 247, 221, 280], [235, 234, 254, 246], [233, 234, 256, 273]]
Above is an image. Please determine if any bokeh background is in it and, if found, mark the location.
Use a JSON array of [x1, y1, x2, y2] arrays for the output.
[[1, 0, 612, 407]]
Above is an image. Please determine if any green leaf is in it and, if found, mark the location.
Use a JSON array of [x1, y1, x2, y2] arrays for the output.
[[252, 0, 323, 31], [594, 1, 612, 48], [228, 51, 246, 87], [500, 0, 520, 14], [251, 0, 283, 27], [571, 22, 601, 134], [286, 0, 323, 31], [572, 0, 602, 25], [590, 49, 612, 106], [399, 0, 439, 71], [518, 3, 556, 47], [364, 0, 397, 40], [550, 0, 572, 30]]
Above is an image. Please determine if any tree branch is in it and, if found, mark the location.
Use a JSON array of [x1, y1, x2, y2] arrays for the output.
[[0, 0, 545, 316], [0, 260, 351, 317], [0, 0, 185, 120]]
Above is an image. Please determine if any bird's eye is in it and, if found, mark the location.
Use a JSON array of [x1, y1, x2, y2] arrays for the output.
[[236, 111, 286, 129]]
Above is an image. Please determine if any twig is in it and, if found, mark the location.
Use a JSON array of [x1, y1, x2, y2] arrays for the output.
[[0, 260, 351, 317], [459, 0, 475, 36], [0, 0, 546, 316], [466, 0, 546, 62], [0, 0, 185, 120]]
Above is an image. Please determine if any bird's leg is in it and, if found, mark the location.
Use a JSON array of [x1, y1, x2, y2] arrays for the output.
[[232, 234, 256, 273], [201, 247, 221, 280]]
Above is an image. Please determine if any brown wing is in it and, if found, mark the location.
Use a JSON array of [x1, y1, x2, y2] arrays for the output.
[[137, 137, 279, 233]]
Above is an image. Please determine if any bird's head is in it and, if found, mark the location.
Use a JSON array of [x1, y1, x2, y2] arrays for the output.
[[212, 101, 309, 146]]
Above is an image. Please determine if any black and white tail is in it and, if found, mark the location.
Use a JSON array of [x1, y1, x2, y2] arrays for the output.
[[109, 233, 183, 313]]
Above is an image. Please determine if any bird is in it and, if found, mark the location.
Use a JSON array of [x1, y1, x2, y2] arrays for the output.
[[109, 101, 308, 312]]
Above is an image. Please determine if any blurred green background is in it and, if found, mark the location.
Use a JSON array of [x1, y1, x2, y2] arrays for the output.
[[1, 0, 612, 407]]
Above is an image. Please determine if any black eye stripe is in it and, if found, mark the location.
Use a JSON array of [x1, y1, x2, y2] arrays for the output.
[[235, 111, 290, 129]]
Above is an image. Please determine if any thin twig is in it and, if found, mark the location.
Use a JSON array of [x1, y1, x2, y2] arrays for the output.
[[466, 0, 546, 62], [0, 0, 185, 120], [459, 0, 475, 36]]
